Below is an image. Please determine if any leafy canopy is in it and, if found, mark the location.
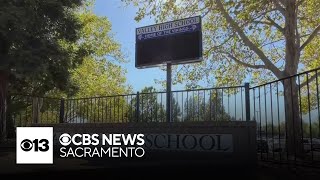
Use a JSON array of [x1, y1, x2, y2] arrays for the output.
[[52, 4, 130, 98], [0, 0, 86, 94], [122, 0, 320, 87]]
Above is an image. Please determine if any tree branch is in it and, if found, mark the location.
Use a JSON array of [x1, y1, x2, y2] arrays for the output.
[[261, 38, 284, 48], [271, 0, 285, 15], [253, 19, 284, 34], [207, 33, 234, 52], [297, 0, 305, 7], [201, 0, 213, 18], [300, 24, 320, 51], [266, 16, 284, 34], [215, 0, 282, 78], [300, 73, 319, 88], [225, 53, 266, 69]]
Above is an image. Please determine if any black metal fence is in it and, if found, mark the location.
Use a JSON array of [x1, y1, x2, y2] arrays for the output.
[[9, 85, 247, 125], [5, 67, 320, 166], [251, 67, 320, 166]]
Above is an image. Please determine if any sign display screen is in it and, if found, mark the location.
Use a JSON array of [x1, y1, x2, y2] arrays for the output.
[[135, 16, 202, 68]]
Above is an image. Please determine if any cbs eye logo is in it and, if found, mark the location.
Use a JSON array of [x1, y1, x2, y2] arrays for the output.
[[59, 133, 71, 146], [16, 127, 53, 164], [20, 139, 49, 152]]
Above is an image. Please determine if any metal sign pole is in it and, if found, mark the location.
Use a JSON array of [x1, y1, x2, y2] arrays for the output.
[[166, 63, 172, 123]]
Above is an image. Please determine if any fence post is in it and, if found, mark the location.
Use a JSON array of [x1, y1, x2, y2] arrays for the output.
[[59, 99, 65, 123], [244, 83, 250, 121], [136, 92, 140, 122], [166, 63, 172, 123]]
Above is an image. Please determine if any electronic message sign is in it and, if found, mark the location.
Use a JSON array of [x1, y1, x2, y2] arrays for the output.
[[135, 16, 202, 68]]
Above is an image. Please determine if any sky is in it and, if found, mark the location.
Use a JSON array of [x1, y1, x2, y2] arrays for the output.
[[94, 0, 182, 92]]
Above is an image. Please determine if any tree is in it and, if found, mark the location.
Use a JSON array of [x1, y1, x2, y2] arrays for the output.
[[68, 8, 129, 98], [123, 0, 320, 156], [48, 4, 130, 123], [8, 2, 130, 125], [0, 0, 85, 141], [171, 97, 182, 122], [59, 6, 130, 123], [184, 90, 230, 122], [55, 58, 130, 123], [129, 87, 166, 122]]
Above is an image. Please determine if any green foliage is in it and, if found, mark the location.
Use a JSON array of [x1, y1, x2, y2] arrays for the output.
[[1, 0, 86, 132], [70, 58, 128, 98], [56, 5, 131, 122], [10, 96, 61, 126], [75, 9, 125, 63], [171, 97, 182, 122], [0, 0, 86, 95], [8, 1, 130, 125], [122, 1, 320, 141], [129, 87, 166, 122], [184, 90, 231, 122], [123, 0, 320, 86], [48, 2, 130, 98], [65, 96, 129, 123]]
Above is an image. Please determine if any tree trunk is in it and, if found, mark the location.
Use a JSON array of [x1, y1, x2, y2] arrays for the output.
[[6, 96, 15, 138], [32, 97, 43, 124], [283, 78, 304, 157], [282, 0, 303, 157], [0, 71, 8, 142]]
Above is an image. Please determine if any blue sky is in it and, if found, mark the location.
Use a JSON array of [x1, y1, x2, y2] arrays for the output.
[[94, 0, 179, 92]]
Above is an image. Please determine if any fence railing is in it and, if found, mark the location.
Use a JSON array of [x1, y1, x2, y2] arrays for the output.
[[5, 66, 320, 166], [251, 67, 320, 166], [9, 85, 247, 125]]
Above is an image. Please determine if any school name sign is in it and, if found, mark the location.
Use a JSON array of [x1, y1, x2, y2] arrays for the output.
[[136, 16, 201, 41], [135, 16, 202, 68]]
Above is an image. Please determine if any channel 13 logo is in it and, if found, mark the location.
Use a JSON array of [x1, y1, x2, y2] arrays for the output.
[[16, 127, 53, 164], [20, 139, 49, 152]]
